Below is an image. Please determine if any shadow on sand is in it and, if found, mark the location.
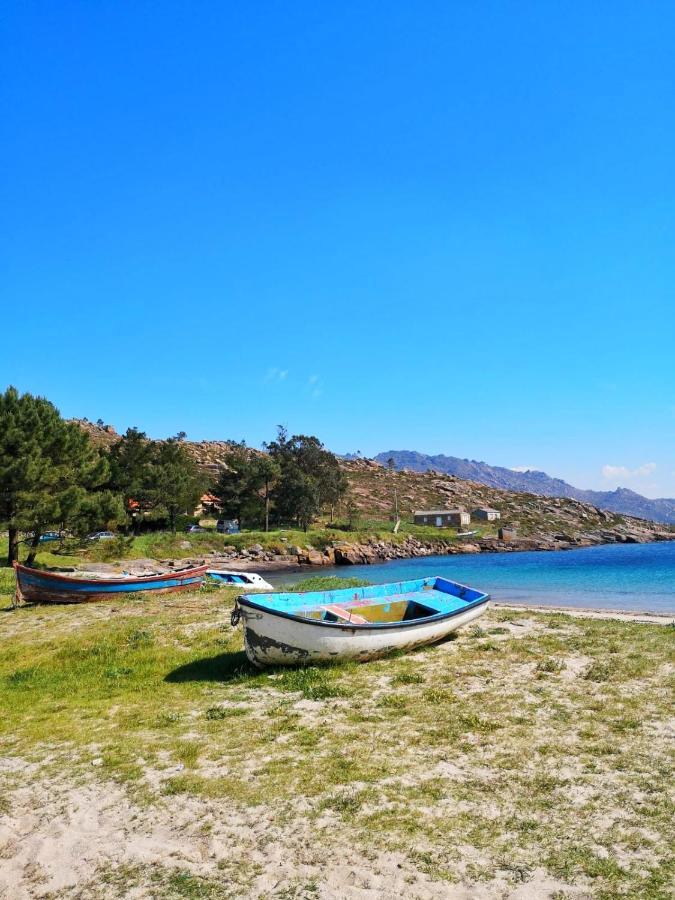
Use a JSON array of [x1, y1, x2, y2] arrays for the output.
[[165, 650, 259, 683]]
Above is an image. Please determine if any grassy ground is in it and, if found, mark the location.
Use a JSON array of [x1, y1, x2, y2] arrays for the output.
[[0, 580, 672, 898]]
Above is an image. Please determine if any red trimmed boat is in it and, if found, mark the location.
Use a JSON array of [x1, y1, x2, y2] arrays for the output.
[[13, 562, 208, 604]]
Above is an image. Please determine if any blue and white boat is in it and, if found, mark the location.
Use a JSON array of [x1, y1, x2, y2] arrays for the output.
[[206, 569, 273, 590], [232, 576, 489, 667]]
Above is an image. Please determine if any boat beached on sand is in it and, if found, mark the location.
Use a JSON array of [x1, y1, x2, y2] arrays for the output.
[[13, 562, 208, 604], [232, 576, 489, 668], [206, 569, 273, 590]]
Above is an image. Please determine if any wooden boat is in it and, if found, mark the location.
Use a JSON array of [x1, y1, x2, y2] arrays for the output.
[[206, 569, 273, 591], [232, 576, 489, 668], [13, 562, 208, 604]]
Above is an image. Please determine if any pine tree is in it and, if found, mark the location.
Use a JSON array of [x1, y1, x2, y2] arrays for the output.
[[107, 428, 157, 530], [0, 386, 122, 566], [211, 444, 257, 528], [152, 439, 204, 532]]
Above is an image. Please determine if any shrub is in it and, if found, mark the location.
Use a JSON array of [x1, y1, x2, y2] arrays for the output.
[[536, 657, 565, 675]]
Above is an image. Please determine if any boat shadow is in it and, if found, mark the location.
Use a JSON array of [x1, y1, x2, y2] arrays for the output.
[[165, 650, 258, 683]]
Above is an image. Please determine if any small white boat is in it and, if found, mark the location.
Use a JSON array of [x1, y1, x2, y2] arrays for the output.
[[231, 576, 489, 668], [206, 569, 274, 591]]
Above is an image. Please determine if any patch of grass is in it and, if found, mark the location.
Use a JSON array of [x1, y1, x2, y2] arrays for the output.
[[281, 575, 372, 592], [204, 705, 247, 720], [392, 672, 424, 685], [536, 657, 566, 674], [584, 659, 616, 681], [319, 789, 364, 816], [275, 665, 352, 700]]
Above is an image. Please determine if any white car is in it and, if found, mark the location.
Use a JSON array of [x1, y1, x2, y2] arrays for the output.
[[87, 531, 115, 541]]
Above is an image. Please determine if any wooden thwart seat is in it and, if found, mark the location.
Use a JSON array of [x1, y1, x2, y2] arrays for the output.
[[321, 604, 368, 624]]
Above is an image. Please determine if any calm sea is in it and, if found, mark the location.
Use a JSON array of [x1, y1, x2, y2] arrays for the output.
[[269, 541, 675, 614]]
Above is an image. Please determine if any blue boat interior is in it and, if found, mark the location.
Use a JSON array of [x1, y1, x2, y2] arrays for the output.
[[209, 572, 249, 584], [239, 576, 487, 625]]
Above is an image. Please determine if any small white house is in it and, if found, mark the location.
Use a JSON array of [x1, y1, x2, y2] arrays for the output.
[[414, 509, 471, 528], [472, 507, 501, 522]]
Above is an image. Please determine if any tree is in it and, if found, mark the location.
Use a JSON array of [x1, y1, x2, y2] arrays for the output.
[[272, 465, 319, 532], [250, 455, 281, 532], [266, 427, 344, 529], [151, 439, 204, 533], [107, 428, 157, 531], [211, 444, 256, 528], [108, 430, 203, 532], [322, 463, 349, 522], [0, 387, 122, 566], [211, 445, 280, 531]]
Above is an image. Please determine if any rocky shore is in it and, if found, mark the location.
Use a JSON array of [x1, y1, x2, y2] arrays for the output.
[[213, 523, 673, 571], [98, 520, 673, 577]]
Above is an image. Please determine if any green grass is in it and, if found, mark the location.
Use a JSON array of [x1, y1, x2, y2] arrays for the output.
[[0, 516, 486, 573], [280, 575, 372, 592]]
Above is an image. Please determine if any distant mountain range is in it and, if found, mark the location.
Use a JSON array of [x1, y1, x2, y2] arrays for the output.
[[373, 451, 675, 525]]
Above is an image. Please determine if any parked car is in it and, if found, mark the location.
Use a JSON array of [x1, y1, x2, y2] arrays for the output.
[[186, 525, 207, 533], [87, 531, 115, 541], [216, 519, 240, 534], [39, 531, 62, 543]]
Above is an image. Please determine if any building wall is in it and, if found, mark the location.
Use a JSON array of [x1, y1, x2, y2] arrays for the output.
[[473, 509, 501, 521], [414, 512, 470, 527]]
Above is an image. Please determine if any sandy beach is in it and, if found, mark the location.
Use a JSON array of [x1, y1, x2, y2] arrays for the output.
[[1, 592, 673, 899]]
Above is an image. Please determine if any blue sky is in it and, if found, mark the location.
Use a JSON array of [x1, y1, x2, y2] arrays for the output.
[[2, 2, 674, 497]]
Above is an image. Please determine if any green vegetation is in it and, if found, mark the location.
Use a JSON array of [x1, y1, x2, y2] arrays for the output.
[[0, 386, 124, 565], [108, 427, 204, 533], [212, 428, 348, 532], [211, 441, 281, 531], [281, 575, 371, 592], [0, 593, 672, 896]]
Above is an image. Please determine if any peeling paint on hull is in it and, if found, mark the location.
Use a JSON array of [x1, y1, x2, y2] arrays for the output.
[[13, 562, 207, 604], [240, 601, 489, 667]]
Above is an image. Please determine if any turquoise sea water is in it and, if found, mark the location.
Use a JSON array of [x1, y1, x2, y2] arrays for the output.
[[269, 541, 675, 614]]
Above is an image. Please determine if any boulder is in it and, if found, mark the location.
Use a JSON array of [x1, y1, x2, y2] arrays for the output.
[[298, 549, 326, 566], [334, 544, 377, 565]]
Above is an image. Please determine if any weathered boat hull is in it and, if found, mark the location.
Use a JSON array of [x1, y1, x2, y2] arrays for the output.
[[13, 562, 207, 604], [236, 577, 489, 667]]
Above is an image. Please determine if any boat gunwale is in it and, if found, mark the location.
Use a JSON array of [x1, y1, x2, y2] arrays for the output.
[[236, 587, 490, 631], [13, 561, 208, 586]]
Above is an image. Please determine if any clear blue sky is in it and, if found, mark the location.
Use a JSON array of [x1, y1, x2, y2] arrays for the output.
[[2, 2, 674, 497]]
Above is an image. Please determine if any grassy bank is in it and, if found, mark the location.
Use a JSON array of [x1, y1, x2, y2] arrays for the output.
[[0, 583, 672, 898], [0, 519, 487, 571]]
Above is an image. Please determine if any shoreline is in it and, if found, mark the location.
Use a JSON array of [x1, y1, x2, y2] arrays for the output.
[[491, 601, 675, 624], [218, 530, 675, 575]]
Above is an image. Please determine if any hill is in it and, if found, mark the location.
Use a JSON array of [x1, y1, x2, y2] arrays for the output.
[[343, 458, 672, 548], [374, 450, 675, 524], [70, 421, 673, 552]]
